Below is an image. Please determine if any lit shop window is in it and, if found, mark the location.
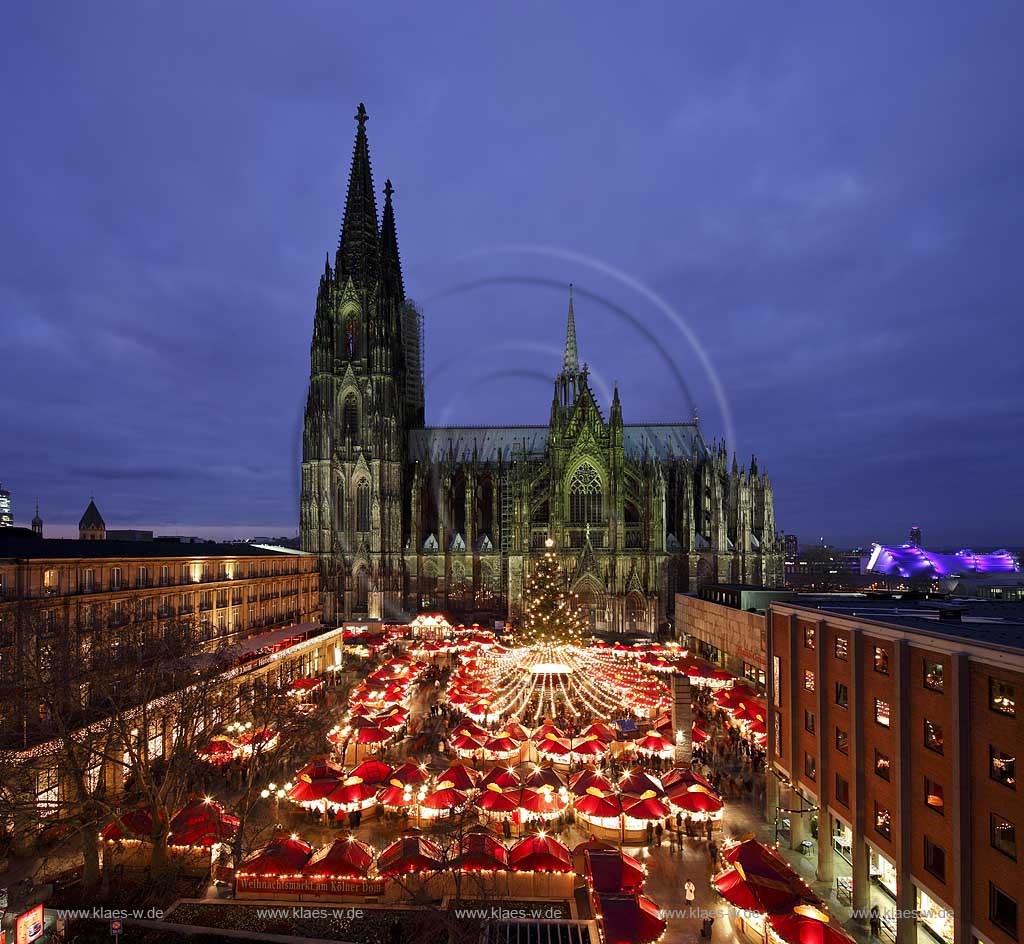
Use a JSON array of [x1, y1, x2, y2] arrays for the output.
[[990, 678, 1017, 718], [924, 660, 944, 692], [873, 646, 889, 674], [875, 698, 891, 728], [924, 718, 944, 754], [804, 670, 816, 692], [991, 747, 1016, 789], [925, 778, 944, 814], [874, 804, 892, 840]]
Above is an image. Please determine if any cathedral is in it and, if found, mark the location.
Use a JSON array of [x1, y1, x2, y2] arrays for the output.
[[300, 105, 784, 633]]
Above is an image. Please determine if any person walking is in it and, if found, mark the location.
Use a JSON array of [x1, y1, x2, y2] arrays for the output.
[[870, 906, 881, 938], [701, 915, 715, 939], [684, 879, 696, 904], [655, 822, 663, 847], [646, 821, 654, 846], [705, 818, 713, 841]]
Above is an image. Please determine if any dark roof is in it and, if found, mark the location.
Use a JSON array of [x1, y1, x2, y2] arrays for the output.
[[778, 594, 1024, 652], [408, 422, 706, 464], [0, 533, 307, 561], [79, 500, 105, 530]]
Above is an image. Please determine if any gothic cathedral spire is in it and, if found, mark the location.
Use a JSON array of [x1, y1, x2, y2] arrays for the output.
[[380, 178, 404, 302], [563, 283, 579, 372], [336, 103, 380, 289]]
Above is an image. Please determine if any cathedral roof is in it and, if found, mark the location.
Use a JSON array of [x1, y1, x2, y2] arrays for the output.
[[408, 426, 548, 463], [622, 423, 707, 460], [408, 422, 706, 464]]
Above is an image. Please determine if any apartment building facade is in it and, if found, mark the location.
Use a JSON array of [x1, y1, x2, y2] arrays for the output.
[[767, 602, 1023, 944]]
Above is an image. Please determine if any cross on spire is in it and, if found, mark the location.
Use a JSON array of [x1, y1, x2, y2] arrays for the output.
[[355, 102, 368, 126]]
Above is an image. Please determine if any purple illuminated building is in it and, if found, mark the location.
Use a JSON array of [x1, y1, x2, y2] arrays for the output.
[[866, 543, 1020, 579]]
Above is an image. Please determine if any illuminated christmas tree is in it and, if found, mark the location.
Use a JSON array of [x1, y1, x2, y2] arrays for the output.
[[520, 538, 588, 645]]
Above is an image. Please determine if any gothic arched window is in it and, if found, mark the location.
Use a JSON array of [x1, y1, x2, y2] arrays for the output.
[[336, 482, 345, 529], [356, 481, 370, 532], [354, 567, 369, 610], [342, 394, 359, 440], [568, 463, 603, 525], [345, 316, 357, 357]]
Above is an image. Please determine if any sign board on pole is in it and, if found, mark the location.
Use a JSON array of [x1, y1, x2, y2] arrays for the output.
[[15, 905, 44, 944]]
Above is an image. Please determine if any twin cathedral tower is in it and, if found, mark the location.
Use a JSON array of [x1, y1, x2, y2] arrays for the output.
[[300, 105, 783, 632]]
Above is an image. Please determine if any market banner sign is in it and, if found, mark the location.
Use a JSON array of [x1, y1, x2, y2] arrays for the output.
[[236, 875, 385, 898]]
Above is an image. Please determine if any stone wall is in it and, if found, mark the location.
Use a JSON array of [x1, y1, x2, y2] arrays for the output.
[[674, 593, 767, 671]]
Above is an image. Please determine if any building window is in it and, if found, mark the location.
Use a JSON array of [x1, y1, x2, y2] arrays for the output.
[[923, 837, 945, 882], [834, 637, 848, 661], [991, 746, 1017, 789], [35, 767, 59, 817], [804, 670, 815, 692], [875, 750, 891, 781], [804, 709, 815, 734], [568, 463, 603, 525], [835, 682, 849, 709], [81, 568, 95, 592], [835, 727, 849, 755], [991, 678, 1017, 718], [873, 646, 889, 674], [803, 626, 816, 650], [875, 698, 891, 727], [835, 774, 849, 808], [356, 481, 371, 532], [924, 660, 944, 692], [874, 804, 891, 840], [992, 814, 1017, 861], [990, 884, 1018, 940], [925, 778, 944, 814], [804, 753, 816, 781], [43, 568, 60, 594], [111, 567, 122, 590], [924, 718, 944, 754]]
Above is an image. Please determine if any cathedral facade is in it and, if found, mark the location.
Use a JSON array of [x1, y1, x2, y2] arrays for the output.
[[300, 106, 784, 634]]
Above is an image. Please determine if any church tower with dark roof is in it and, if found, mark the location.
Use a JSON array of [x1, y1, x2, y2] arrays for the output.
[[79, 499, 105, 541]]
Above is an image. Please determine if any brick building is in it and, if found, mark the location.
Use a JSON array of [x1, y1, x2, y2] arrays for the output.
[[766, 599, 1023, 944]]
